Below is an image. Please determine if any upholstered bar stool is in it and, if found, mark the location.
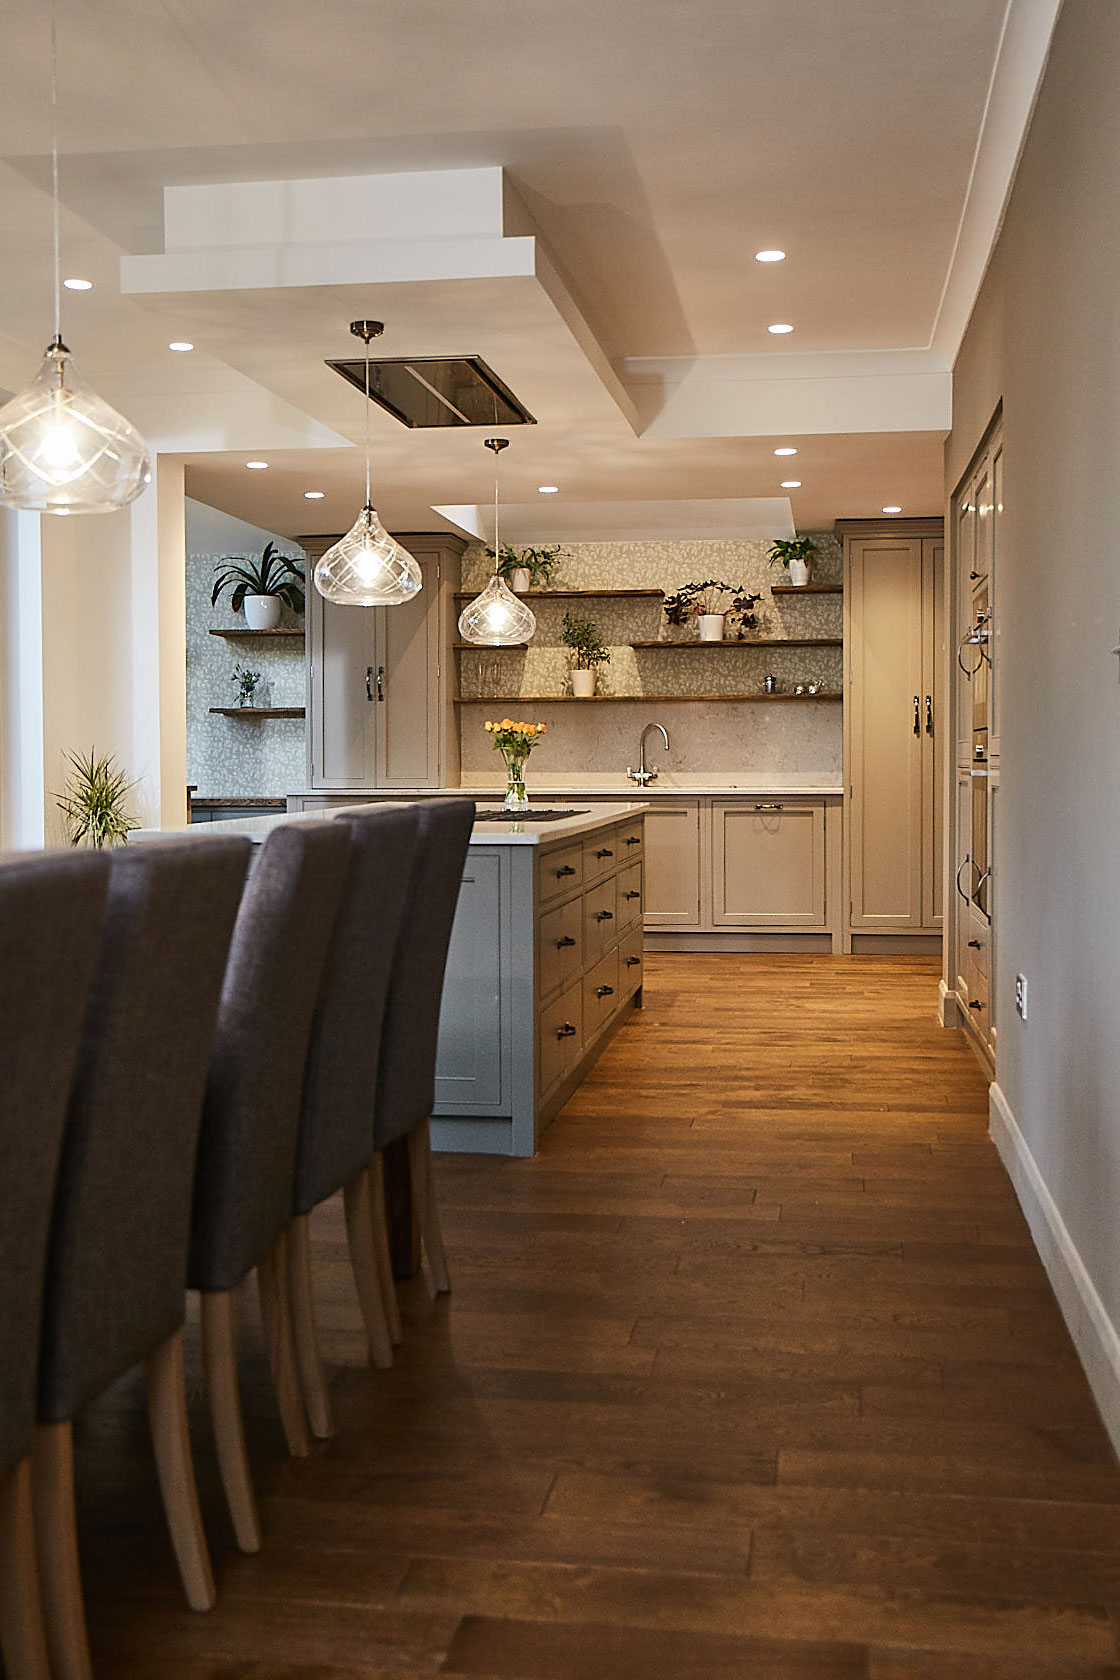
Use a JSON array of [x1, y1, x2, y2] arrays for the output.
[[33, 837, 249, 1680], [189, 821, 350, 1554], [287, 804, 419, 1438], [370, 798, 475, 1310], [0, 852, 107, 1680]]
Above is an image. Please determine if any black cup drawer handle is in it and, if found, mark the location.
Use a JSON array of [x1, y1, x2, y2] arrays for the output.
[[595, 910, 614, 922], [625, 955, 641, 967], [624, 890, 641, 901], [595, 985, 615, 999], [967, 999, 985, 1011], [556, 864, 576, 877], [967, 939, 981, 950], [625, 835, 641, 846], [556, 935, 576, 948], [557, 1023, 577, 1038], [595, 847, 614, 859]]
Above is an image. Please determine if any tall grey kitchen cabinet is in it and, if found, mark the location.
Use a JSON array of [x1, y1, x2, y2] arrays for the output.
[[302, 532, 463, 790]]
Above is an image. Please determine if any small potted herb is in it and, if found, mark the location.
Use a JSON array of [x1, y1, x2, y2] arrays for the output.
[[231, 663, 261, 707], [662, 579, 754, 641], [560, 612, 610, 697], [55, 749, 138, 848], [211, 541, 305, 629], [491, 545, 564, 593], [767, 537, 815, 587]]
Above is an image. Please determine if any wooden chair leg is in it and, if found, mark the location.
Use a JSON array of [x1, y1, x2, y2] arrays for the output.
[[0, 1457, 51, 1680], [31, 1420, 91, 1680], [145, 1329, 216, 1612], [407, 1119, 451, 1294], [343, 1173, 394, 1370], [257, 1231, 311, 1459], [286, 1215, 335, 1439], [370, 1156, 403, 1345], [199, 1291, 261, 1554]]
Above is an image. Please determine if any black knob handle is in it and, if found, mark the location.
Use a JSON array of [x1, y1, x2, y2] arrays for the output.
[[556, 935, 576, 948], [556, 865, 576, 877], [624, 890, 641, 901], [595, 910, 614, 922], [557, 1023, 577, 1038], [625, 836, 641, 846], [595, 985, 614, 998], [596, 847, 614, 859], [970, 570, 980, 580], [625, 955, 641, 967], [967, 939, 981, 950]]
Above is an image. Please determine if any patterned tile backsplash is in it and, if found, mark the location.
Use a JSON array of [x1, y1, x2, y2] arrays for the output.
[[458, 534, 843, 779]]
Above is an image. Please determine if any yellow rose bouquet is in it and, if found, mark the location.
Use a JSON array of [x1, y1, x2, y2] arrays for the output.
[[484, 718, 547, 812]]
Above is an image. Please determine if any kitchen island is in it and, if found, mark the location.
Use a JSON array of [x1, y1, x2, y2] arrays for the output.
[[136, 801, 647, 1157]]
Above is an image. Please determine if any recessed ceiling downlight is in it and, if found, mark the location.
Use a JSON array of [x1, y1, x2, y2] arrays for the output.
[[773, 447, 798, 457], [63, 277, 93, 290], [538, 485, 559, 494], [882, 504, 902, 514], [304, 490, 325, 500], [245, 460, 269, 470], [767, 323, 794, 335], [781, 480, 802, 489], [168, 341, 193, 353], [755, 250, 785, 263]]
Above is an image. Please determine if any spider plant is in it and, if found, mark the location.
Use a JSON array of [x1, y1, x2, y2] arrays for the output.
[[56, 749, 138, 848], [211, 541, 305, 615]]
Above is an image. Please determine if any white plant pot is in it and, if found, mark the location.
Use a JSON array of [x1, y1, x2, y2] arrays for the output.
[[698, 613, 726, 642], [244, 594, 282, 630], [571, 668, 597, 698], [788, 559, 812, 588], [509, 568, 532, 594]]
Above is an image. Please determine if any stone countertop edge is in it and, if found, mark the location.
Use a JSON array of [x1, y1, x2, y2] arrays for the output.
[[285, 781, 845, 799], [131, 801, 648, 848]]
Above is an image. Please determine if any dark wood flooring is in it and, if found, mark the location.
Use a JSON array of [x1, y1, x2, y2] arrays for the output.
[[77, 955, 1120, 1677]]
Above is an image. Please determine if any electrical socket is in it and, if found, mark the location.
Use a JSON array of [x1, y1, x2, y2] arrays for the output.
[[1015, 973, 1028, 1021]]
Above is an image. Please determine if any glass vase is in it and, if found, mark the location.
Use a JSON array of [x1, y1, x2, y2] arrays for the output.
[[501, 754, 530, 813]]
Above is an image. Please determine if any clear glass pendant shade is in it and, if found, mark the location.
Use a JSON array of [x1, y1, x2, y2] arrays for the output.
[[313, 503, 423, 607], [457, 574, 536, 646], [0, 339, 152, 514]]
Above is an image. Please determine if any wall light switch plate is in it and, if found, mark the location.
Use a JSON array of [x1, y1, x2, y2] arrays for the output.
[[1015, 973, 1028, 1021]]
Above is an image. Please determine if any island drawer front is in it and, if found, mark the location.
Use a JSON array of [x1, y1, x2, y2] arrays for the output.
[[617, 860, 643, 928], [583, 876, 618, 964], [617, 819, 644, 857], [539, 981, 583, 1096], [618, 926, 643, 992], [540, 843, 584, 905], [539, 896, 584, 998], [583, 948, 620, 1036], [583, 829, 619, 883]]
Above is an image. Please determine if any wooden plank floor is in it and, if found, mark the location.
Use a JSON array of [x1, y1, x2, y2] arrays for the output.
[[77, 954, 1120, 1678]]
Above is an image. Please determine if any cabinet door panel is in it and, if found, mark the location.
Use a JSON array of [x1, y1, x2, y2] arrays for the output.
[[922, 538, 945, 929], [955, 492, 976, 771], [643, 802, 701, 928], [375, 554, 440, 788], [847, 537, 924, 929], [953, 768, 972, 1005], [307, 577, 375, 789], [711, 802, 826, 927], [434, 853, 504, 1110], [989, 443, 1002, 762]]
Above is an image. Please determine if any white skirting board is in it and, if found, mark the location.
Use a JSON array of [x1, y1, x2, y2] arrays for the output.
[[989, 1081, 1120, 1456]]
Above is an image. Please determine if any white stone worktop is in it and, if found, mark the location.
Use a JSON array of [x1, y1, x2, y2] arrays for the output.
[[287, 775, 843, 799], [134, 800, 646, 849]]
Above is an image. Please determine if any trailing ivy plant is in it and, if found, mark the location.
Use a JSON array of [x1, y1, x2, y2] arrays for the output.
[[55, 748, 138, 848], [211, 541, 305, 615]]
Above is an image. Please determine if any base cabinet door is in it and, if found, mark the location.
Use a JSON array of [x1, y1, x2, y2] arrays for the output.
[[433, 852, 505, 1111], [711, 801, 827, 928], [643, 802, 702, 928]]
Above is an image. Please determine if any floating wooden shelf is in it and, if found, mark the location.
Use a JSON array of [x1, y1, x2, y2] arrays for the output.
[[454, 693, 842, 705], [628, 637, 842, 649], [454, 588, 664, 601], [208, 627, 305, 638], [208, 707, 306, 718], [453, 641, 530, 650], [770, 584, 843, 595]]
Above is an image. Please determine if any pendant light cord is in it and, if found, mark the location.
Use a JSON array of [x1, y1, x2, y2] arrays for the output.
[[492, 449, 500, 575], [50, 0, 61, 346], [363, 333, 371, 509]]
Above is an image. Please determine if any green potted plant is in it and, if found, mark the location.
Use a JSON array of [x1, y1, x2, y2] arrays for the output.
[[231, 663, 261, 707], [211, 541, 305, 629], [662, 579, 753, 641], [55, 748, 138, 848], [767, 536, 815, 587], [491, 544, 564, 593], [561, 611, 610, 697]]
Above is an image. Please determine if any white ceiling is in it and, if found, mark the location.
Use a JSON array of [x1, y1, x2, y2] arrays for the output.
[[0, 0, 1055, 540]]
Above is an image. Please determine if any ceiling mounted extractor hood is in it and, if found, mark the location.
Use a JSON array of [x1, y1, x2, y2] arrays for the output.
[[326, 354, 536, 429]]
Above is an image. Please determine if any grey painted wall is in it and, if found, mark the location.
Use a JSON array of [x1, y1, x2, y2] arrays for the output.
[[948, 0, 1120, 1393], [185, 498, 306, 798]]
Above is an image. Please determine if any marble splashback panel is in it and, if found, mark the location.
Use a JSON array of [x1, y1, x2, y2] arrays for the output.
[[457, 534, 843, 778]]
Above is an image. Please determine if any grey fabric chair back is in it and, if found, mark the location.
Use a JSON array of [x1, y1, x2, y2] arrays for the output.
[[37, 838, 251, 1424], [292, 805, 419, 1216], [190, 821, 351, 1292], [0, 851, 108, 1472], [373, 799, 475, 1149]]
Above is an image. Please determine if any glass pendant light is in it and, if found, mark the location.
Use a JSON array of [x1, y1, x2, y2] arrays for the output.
[[314, 320, 422, 607], [0, 4, 150, 515], [458, 438, 536, 647]]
